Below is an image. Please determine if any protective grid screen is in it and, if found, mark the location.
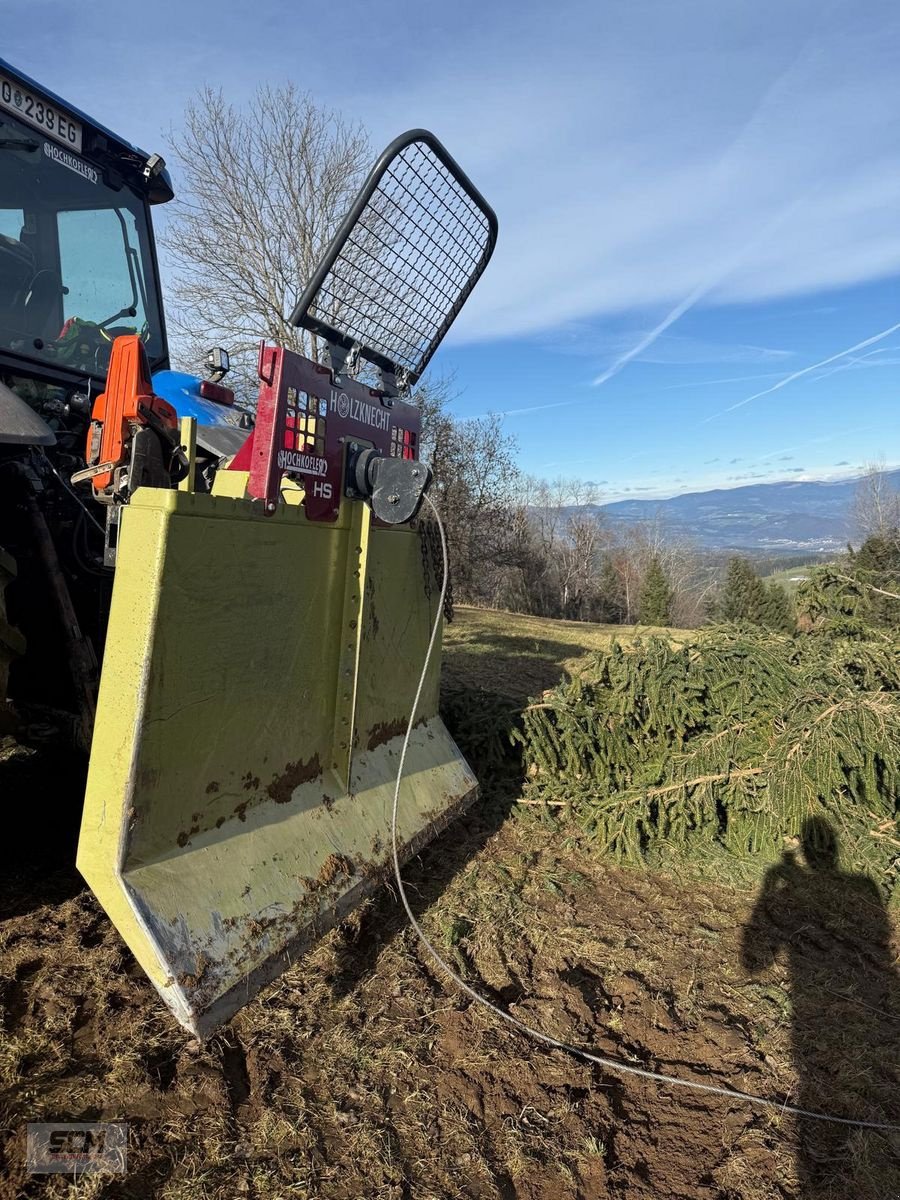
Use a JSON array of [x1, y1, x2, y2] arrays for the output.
[[297, 138, 494, 382]]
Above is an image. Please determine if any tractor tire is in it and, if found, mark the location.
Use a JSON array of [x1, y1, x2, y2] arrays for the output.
[[0, 545, 25, 708]]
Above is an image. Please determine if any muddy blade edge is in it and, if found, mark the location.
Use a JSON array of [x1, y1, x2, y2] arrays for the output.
[[75, 487, 477, 1037]]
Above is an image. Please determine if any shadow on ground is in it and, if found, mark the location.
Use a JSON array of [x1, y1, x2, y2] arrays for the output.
[[0, 735, 86, 921], [743, 816, 900, 1198]]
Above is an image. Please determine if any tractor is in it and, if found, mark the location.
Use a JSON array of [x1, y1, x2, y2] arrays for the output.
[[0, 58, 497, 1037]]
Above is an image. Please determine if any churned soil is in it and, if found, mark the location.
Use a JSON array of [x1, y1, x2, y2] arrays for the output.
[[2, 605, 899, 1199], [2, 768, 899, 1199]]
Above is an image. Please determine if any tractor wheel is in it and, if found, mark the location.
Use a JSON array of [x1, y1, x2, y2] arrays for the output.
[[0, 545, 25, 710]]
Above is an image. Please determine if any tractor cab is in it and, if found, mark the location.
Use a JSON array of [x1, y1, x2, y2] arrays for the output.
[[0, 61, 170, 391], [0, 60, 241, 455], [0, 62, 240, 742]]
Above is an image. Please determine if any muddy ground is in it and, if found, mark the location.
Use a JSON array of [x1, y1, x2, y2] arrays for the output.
[[2, 610, 900, 1198]]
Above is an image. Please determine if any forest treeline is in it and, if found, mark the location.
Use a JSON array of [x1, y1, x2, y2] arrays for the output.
[[421, 377, 898, 633]]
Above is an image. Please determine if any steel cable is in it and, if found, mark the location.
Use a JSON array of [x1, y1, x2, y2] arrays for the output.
[[390, 493, 900, 1134]]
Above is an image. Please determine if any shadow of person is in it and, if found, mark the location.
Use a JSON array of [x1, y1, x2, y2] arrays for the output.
[[742, 816, 900, 1197]]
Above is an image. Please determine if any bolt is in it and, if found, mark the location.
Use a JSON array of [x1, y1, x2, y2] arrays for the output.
[[388, 494, 400, 504], [412, 468, 420, 478]]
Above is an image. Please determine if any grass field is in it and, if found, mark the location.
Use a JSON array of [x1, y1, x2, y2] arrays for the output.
[[761, 567, 812, 594], [442, 606, 689, 702], [1, 608, 898, 1198]]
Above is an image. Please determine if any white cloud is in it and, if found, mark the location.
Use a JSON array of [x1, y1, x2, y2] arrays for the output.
[[15, 0, 900, 380], [539, 327, 793, 366], [349, 0, 900, 344]]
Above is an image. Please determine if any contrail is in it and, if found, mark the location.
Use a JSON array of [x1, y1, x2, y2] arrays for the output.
[[800, 345, 900, 385], [467, 398, 577, 421], [591, 280, 713, 387], [590, 192, 813, 390], [590, 37, 818, 390], [744, 421, 882, 466], [483, 52, 819, 419], [663, 371, 785, 390], [699, 320, 900, 424], [476, 67, 822, 422]]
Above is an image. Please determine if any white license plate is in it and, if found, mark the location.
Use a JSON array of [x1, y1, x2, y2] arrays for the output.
[[0, 72, 82, 153]]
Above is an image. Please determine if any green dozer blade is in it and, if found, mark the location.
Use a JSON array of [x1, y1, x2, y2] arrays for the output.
[[76, 487, 476, 1037]]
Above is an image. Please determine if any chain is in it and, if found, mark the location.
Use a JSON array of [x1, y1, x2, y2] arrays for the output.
[[440, 524, 454, 624], [419, 518, 454, 623], [420, 520, 432, 603]]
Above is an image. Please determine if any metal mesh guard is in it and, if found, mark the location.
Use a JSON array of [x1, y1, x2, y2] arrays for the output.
[[290, 130, 497, 386]]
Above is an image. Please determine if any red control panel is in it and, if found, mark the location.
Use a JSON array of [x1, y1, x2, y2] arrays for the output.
[[232, 343, 420, 521]]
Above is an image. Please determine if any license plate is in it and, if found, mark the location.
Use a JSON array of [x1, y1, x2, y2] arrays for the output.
[[0, 71, 82, 153]]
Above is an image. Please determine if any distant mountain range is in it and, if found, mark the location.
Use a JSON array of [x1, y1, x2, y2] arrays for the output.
[[584, 470, 899, 552]]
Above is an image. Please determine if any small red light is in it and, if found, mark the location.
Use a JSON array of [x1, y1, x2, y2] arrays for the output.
[[200, 380, 235, 406]]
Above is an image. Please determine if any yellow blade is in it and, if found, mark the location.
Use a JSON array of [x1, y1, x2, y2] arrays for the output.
[[76, 486, 475, 1037]]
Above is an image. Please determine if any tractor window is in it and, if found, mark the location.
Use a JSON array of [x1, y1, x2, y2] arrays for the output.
[[58, 207, 147, 329], [0, 111, 164, 383], [0, 209, 23, 241]]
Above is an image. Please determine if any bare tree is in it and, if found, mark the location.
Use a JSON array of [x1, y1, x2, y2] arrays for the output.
[[852, 461, 900, 544], [509, 490, 714, 628], [521, 478, 606, 617], [608, 517, 668, 623], [604, 513, 711, 627], [163, 86, 371, 396], [416, 378, 526, 604], [555, 483, 604, 619]]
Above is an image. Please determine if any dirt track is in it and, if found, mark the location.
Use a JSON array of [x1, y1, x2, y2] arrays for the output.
[[2, 610, 900, 1198], [3, 788, 900, 1198]]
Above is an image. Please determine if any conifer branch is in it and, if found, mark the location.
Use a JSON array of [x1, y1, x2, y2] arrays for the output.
[[644, 766, 764, 798], [834, 573, 900, 602]]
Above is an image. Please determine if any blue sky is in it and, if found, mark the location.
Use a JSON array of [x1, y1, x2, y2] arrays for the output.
[[6, 0, 900, 499]]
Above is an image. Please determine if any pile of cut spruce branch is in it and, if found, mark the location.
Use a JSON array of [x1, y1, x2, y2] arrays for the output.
[[514, 625, 900, 887]]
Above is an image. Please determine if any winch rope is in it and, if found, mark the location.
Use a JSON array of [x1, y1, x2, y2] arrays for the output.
[[389, 492, 900, 1134]]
